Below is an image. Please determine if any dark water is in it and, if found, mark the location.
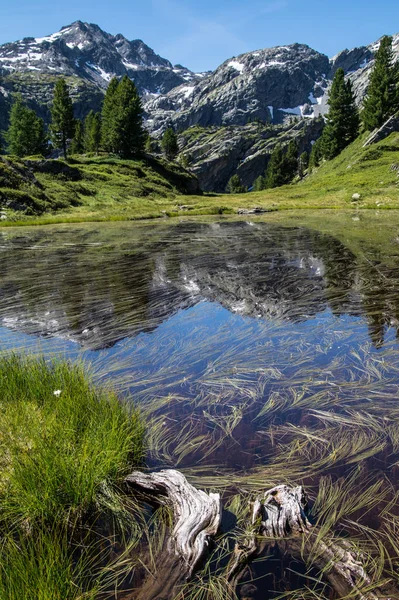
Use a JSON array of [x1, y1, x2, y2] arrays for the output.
[[1, 215, 399, 597]]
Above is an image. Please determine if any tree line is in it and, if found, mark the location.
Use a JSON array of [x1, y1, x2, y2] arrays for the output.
[[2, 74, 183, 163], [2, 75, 149, 160], [227, 34, 399, 193]]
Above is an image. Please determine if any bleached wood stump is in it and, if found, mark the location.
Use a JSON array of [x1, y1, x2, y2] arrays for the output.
[[228, 484, 396, 600], [125, 469, 221, 600]]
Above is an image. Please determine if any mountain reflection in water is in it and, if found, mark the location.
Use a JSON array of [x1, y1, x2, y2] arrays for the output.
[[0, 220, 396, 350]]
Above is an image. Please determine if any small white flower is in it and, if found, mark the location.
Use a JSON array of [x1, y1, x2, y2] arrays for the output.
[[53, 390, 62, 397]]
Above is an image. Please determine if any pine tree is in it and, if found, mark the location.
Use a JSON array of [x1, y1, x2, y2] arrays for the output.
[[226, 174, 245, 193], [6, 94, 48, 157], [264, 144, 286, 188], [161, 128, 178, 160], [50, 78, 75, 160], [101, 76, 144, 158], [101, 77, 119, 153], [114, 75, 145, 158], [144, 134, 153, 154], [320, 68, 359, 160], [71, 120, 84, 154], [253, 175, 265, 191], [362, 36, 399, 130], [84, 111, 101, 154], [285, 139, 299, 181], [299, 151, 309, 177], [309, 139, 323, 169]]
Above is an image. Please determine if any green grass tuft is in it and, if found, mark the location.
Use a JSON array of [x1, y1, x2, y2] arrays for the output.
[[0, 354, 146, 599]]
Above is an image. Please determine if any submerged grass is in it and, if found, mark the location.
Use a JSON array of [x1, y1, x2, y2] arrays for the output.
[[1, 217, 399, 596]]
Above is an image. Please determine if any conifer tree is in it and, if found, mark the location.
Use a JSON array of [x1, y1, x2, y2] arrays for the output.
[[264, 144, 286, 188], [285, 139, 299, 180], [6, 94, 48, 157], [320, 68, 359, 160], [144, 134, 153, 154], [84, 111, 101, 154], [226, 174, 245, 193], [114, 75, 145, 157], [161, 128, 178, 160], [362, 36, 399, 130], [71, 120, 84, 154], [299, 151, 309, 177], [101, 77, 119, 153], [50, 78, 75, 160], [253, 175, 265, 191], [101, 76, 144, 158], [309, 139, 323, 169]]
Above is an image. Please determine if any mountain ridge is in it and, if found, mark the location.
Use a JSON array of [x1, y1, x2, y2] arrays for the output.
[[1, 22, 398, 192], [1, 21, 398, 138]]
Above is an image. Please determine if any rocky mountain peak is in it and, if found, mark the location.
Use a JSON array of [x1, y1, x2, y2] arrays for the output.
[[144, 42, 331, 135], [0, 21, 196, 94]]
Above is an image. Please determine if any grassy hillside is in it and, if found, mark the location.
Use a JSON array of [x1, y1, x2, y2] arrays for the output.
[[0, 153, 200, 221], [0, 130, 398, 225], [197, 129, 399, 212]]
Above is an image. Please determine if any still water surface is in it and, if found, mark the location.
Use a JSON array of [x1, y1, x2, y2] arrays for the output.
[[1, 215, 399, 472], [3, 213, 399, 596]]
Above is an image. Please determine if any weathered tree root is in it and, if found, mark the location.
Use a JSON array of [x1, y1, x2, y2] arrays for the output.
[[125, 472, 397, 600], [125, 469, 221, 599], [228, 484, 396, 600]]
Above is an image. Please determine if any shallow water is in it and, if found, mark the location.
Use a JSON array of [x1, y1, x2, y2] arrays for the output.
[[2, 212, 399, 597]]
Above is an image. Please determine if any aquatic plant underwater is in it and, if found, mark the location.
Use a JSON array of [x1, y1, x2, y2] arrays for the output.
[[1, 214, 399, 598]]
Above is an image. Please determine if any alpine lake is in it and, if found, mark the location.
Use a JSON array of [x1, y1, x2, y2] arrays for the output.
[[2, 209, 399, 599]]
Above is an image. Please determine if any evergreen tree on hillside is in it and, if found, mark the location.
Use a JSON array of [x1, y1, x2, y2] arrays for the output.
[[226, 174, 245, 193], [114, 76, 145, 157], [6, 95, 48, 157], [161, 128, 179, 160], [362, 36, 399, 130], [84, 111, 101, 154], [101, 76, 144, 158], [320, 68, 359, 160], [285, 139, 299, 180], [101, 77, 119, 153], [309, 138, 323, 169], [299, 151, 309, 177], [264, 144, 286, 188], [253, 175, 265, 191], [50, 78, 75, 160], [71, 120, 84, 154]]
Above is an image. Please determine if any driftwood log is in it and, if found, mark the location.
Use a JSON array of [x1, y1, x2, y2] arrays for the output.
[[228, 484, 396, 600], [124, 472, 397, 600], [125, 469, 221, 600]]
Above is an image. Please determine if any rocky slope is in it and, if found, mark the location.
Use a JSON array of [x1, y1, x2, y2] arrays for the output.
[[145, 44, 330, 135], [178, 118, 324, 192], [145, 34, 399, 136]]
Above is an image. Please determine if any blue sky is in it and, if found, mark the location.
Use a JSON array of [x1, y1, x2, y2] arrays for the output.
[[1, 0, 399, 72]]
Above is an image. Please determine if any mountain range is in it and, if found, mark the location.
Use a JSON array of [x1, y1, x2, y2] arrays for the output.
[[0, 21, 398, 190]]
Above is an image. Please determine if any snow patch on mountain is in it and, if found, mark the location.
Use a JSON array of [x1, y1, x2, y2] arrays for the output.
[[228, 60, 244, 73]]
